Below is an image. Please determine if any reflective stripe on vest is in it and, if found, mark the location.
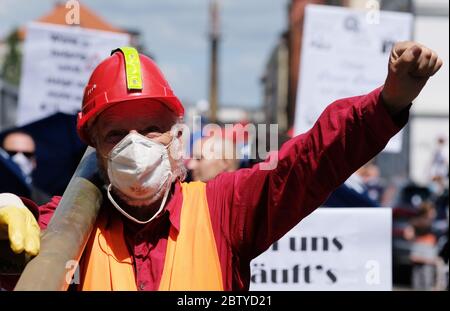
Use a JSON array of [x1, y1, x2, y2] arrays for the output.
[[79, 182, 223, 291]]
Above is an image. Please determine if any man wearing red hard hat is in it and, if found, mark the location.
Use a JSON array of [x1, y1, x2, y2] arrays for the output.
[[0, 42, 443, 290]]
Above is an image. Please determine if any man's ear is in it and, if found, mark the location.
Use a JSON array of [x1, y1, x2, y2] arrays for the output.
[[169, 122, 188, 161], [169, 135, 184, 161]]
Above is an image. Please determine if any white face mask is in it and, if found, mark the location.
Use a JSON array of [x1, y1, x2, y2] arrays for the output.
[[106, 132, 174, 224], [12, 152, 34, 181]]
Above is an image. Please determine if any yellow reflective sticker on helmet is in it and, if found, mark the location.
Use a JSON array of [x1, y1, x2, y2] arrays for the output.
[[112, 47, 142, 90]]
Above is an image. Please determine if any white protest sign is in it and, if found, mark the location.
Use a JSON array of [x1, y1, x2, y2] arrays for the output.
[[250, 208, 392, 291], [293, 5, 413, 153], [17, 22, 130, 125]]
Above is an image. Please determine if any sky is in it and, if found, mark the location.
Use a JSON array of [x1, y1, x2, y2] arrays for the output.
[[0, 0, 289, 108]]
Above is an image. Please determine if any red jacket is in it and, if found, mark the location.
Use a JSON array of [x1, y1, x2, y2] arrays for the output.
[[11, 87, 408, 291]]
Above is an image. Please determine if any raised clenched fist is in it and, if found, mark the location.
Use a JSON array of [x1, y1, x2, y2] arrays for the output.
[[382, 41, 444, 115]]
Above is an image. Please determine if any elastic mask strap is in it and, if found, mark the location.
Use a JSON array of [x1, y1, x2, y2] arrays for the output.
[[106, 172, 173, 225]]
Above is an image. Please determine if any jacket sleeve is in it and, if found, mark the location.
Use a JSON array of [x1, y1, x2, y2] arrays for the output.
[[206, 87, 409, 260]]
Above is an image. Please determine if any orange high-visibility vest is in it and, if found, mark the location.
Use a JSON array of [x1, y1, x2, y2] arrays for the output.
[[79, 182, 224, 291]]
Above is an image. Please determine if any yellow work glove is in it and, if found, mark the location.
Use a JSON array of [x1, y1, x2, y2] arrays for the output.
[[0, 193, 40, 256]]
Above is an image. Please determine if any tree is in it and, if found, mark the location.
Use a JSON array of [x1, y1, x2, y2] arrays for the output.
[[1, 30, 22, 86]]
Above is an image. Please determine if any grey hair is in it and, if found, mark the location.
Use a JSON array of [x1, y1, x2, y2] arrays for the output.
[[169, 118, 187, 182]]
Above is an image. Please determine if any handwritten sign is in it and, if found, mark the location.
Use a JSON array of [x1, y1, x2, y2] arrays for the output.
[[293, 5, 413, 153], [17, 22, 130, 125]]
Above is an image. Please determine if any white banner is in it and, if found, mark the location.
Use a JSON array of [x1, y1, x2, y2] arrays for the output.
[[17, 22, 130, 125], [293, 5, 413, 153], [250, 208, 392, 291]]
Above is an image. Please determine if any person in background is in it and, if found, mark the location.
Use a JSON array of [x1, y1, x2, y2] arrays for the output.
[[356, 162, 385, 204], [403, 201, 439, 290], [429, 136, 449, 182], [1, 131, 50, 205], [323, 161, 381, 208], [187, 135, 240, 182], [2, 132, 36, 185], [427, 136, 449, 201]]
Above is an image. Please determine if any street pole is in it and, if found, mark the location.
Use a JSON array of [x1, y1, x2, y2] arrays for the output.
[[209, 0, 220, 123]]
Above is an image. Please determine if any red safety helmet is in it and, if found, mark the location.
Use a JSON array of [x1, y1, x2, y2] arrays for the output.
[[77, 47, 184, 145]]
